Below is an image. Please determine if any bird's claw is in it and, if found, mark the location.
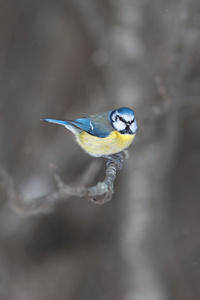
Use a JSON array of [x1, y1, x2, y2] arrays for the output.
[[104, 153, 124, 170]]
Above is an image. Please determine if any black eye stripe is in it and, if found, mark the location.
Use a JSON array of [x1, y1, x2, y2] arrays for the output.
[[119, 116, 125, 122], [119, 116, 135, 124], [113, 114, 135, 124]]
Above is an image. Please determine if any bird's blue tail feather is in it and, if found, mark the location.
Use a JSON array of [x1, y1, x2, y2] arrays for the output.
[[41, 119, 68, 126]]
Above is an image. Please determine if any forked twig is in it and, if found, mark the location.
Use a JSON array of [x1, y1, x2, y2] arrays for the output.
[[0, 154, 123, 217]]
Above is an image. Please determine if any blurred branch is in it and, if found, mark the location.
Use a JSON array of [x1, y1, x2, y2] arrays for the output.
[[154, 76, 171, 114], [0, 154, 124, 217]]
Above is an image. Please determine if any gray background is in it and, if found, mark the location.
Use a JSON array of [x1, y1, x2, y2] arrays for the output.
[[0, 0, 200, 299]]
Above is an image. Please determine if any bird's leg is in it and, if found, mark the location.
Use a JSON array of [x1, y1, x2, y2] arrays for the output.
[[103, 153, 124, 170], [122, 149, 129, 159]]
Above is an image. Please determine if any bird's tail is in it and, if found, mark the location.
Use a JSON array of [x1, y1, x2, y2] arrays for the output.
[[41, 119, 68, 126], [41, 118, 79, 135]]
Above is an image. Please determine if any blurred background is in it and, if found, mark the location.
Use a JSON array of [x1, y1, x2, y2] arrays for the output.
[[0, 0, 200, 299]]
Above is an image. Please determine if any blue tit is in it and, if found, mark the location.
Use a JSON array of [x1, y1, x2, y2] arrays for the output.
[[41, 107, 137, 157]]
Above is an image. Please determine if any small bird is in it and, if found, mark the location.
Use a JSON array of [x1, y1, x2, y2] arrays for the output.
[[41, 107, 137, 162]]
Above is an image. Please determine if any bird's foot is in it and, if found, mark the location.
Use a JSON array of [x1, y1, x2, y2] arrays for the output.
[[103, 153, 124, 170]]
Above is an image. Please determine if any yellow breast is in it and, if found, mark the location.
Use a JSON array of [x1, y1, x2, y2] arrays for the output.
[[75, 130, 135, 157]]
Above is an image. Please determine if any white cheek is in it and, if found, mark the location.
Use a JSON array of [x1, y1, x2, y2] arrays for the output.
[[130, 122, 137, 133], [113, 120, 126, 131], [112, 114, 117, 122]]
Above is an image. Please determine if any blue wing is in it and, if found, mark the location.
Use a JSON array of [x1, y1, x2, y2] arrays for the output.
[[68, 118, 110, 138], [41, 117, 111, 138]]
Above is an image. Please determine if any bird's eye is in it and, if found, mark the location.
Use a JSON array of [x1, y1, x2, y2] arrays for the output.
[[119, 116, 125, 122], [130, 118, 135, 124]]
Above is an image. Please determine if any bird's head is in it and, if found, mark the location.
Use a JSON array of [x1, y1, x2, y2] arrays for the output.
[[110, 107, 137, 134]]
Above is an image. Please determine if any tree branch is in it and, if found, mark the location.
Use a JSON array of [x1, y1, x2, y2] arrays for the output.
[[0, 154, 122, 217]]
